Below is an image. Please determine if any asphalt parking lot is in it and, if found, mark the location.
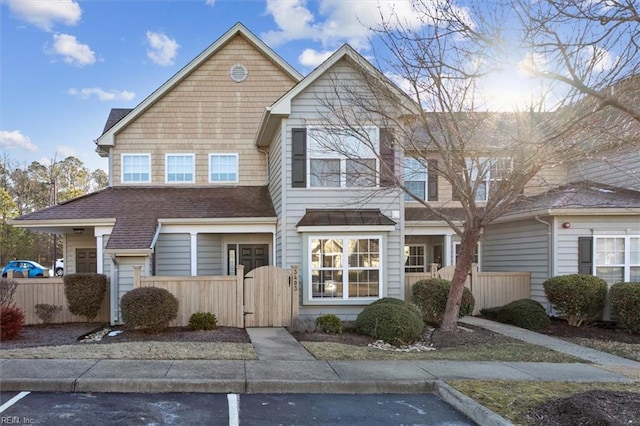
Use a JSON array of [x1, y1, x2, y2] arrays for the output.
[[1, 391, 475, 425]]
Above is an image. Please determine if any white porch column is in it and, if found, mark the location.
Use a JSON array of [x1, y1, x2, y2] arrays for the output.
[[190, 232, 198, 276], [444, 233, 452, 266], [96, 235, 104, 273]]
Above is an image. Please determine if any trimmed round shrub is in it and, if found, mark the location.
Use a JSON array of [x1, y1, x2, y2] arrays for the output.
[[480, 299, 550, 331], [0, 304, 25, 340], [188, 311, 218, 331], [121, 287, 179, 332], [609, 282, 640, 334], [356, 301, 424, 345], [543, 274, 607, 327], [315, 314, 343, 334], [410, 278, 475, 325], [63, 273, 108, 321]]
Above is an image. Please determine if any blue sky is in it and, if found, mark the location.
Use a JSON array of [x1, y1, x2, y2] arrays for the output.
[[2, 0, 427, 172]]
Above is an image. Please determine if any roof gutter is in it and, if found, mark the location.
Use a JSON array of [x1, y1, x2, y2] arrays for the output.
[[150, 222, 162, 251]]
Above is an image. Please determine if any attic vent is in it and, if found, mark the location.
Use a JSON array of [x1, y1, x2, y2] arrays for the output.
[[230, 64, 248, 83]]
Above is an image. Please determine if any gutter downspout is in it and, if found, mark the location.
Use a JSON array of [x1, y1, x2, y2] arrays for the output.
[[149, 222, 162, 276], [257, 147, 270, 185], [110, 254, 119, 325], [535, 215, 553, 313]]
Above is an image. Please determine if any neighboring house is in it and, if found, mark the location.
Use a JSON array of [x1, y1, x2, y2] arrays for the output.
[[11, 23, 640, 323]]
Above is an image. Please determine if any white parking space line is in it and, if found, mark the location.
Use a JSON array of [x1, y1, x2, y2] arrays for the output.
[[0, 391, 30, 413], [227, 393, 239, 426]]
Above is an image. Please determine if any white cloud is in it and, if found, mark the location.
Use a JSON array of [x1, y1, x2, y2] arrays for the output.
[[54, 145, 76, 158], [205, 0, 215, 5], [68, 87, 135, 102], [0, 130, 38, 152], [146, 31, 180, 66], [262, 0, 444, 52], [298, 48, 334, 68], [6, 0, 81, 31], [49, 33, 96, 66]]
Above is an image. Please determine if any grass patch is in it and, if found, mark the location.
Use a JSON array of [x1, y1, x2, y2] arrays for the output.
[[565, 337, 640, 361], [300, 341, 582, 362], [0, 342, 257, 360], [447, 380, 640, 425]]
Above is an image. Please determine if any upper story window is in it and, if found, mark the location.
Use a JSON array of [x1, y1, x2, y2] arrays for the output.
[[122, 154, 150, 183], [457, 157, 513, 201], [209, 153, 238, 183], [403, 157, 438, 202], [166, 154, 195, 183], [307, 127, 379, 188]]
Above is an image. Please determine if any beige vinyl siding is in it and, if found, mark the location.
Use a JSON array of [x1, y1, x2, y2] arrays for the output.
[[568, 152, 640, 191], [282, 59, 403, 318], [64, 234, 97, 275], [156, 233, 191, 276], [483, 218, 550, 306], [111, 34, 297, 186], [197, 233, 223, 275]]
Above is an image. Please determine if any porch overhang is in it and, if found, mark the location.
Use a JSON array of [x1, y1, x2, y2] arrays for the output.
[[8, 218, 116, 235], [296, 209, 396, 232], [105, 248, 153, 257]]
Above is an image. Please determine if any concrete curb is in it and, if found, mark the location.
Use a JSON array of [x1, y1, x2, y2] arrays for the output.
[[435, 381, 513, 426]]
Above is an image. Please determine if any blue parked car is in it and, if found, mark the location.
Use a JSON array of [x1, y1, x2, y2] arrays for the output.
[[1, 260, 49, 278]]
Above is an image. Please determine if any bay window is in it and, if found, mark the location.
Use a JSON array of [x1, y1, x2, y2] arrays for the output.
[[309, 236, 381, 300]]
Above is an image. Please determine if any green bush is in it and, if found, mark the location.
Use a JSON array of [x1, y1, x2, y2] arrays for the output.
[[34, 303, 63, 324], [543, 274, 607, 327], [410, 278, 475, 325], [480, 299, 550, 331], [63, 273, 107, 321], [355, 300, 424, 345], [121, 287, 179, 332], [188, 312, 218, 331], [0, 304, 25, 340], [0, 277, 19, 308], [315, 314, 343, 334], [609, 282, 640, 334]]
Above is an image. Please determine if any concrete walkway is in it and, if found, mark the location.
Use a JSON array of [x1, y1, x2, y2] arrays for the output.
[[1, 320, 638, 426]]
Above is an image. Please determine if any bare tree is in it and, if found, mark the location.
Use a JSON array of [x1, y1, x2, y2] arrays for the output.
[[312, 0, 639, 332]]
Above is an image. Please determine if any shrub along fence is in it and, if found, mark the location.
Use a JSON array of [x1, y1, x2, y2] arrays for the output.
[[11, 277, 110, 325], [405, 264, 531, 315]]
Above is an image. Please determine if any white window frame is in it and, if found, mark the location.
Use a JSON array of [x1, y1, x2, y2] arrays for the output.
[[307, 126, 380, 189], [121, 153, 151, 183], [466, 157, 513, 201], [165, 153, 195, 183], [209, 153, 239, 183], [307, 235, 383, 302], [594, 235, 640, 283], [404, 244, 427, 272], [403, 157, 428, 202]]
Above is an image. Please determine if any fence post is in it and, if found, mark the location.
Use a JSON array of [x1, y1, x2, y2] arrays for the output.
[[133, 265, 142, 288], [290, 264, 299, 324], [235, 264, 244, 328]]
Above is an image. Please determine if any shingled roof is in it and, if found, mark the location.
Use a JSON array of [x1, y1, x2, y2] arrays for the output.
[[15, 186, 276, 250], [102, 108, 133, 134]]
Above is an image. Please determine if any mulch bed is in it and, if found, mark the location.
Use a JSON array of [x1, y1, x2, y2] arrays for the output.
[[538, 317, 640, 344]]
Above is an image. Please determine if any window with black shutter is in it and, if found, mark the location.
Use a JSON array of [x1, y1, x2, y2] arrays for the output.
[[292, 128, 306, 188]]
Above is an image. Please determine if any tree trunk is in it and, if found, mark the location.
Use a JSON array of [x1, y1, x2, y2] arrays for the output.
[[439, 226, 482, 332]]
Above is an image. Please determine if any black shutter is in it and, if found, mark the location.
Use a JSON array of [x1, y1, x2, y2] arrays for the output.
[[427, 159, 438, 201], [578, 237, 593, 275], [379, 128, 395, 187], [292, 128, 306, 188]]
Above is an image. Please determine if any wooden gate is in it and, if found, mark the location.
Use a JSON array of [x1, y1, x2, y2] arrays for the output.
[[244, 265, 299, 327]]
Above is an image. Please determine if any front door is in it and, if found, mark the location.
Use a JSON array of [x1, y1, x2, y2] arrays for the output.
[[228, 244, 268, 274], [76, 249, 97, 273]]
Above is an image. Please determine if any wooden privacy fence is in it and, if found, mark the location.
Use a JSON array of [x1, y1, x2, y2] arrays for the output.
[[10, 278, 110, 325], [133, 264, 299, 328], [405, 264, 531, 315]]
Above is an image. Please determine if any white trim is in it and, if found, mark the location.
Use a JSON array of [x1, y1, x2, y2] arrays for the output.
[[190, 232, 198, 276], [297, 225, 395, 233], [209, 153, 239, 184], [306, 234, 383, 303], [96, 235, 104, 274], [165, 153, 195, 183], [121, 153, 151, 184], [593, 235, 640, 282]]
